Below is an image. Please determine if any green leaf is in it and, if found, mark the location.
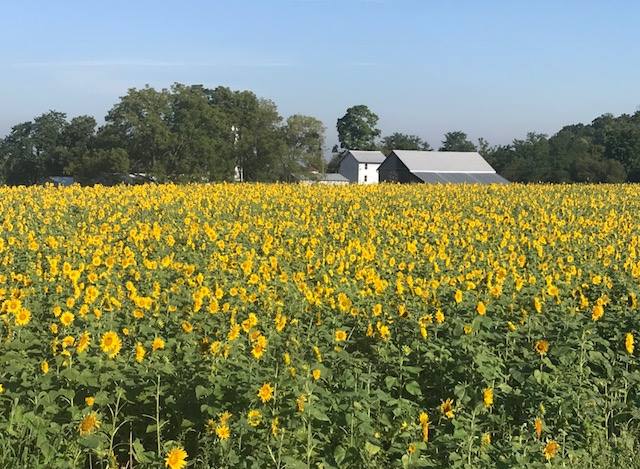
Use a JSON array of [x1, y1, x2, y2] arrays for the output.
[[195, 385, 209, 399], [365, 441, 381, 456], [405, 381, 422, 396]]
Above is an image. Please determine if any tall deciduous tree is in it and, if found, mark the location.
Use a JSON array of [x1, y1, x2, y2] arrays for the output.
[[282, 115, 326, 177], [101, 86, 173, 176], [337, 105, 380, 150], [167, 84, 235, 181], [380, 132, 431, 154], [206, 86, 286, 181], [439, 131, 477, 152], [1, 111, 72, 184]]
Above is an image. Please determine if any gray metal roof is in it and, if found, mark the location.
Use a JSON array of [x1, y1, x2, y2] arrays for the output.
[[391, 150, 496, 173], [348, 150, 386, 164], [320, 173, 349, 182], [413, 172, 509, 184]]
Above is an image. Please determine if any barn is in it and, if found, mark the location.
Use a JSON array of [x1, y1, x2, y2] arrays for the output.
[[338, 150, 386, 184], [377, 150, 509, 184]]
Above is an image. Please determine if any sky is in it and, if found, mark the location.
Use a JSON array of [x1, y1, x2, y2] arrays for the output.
[[1, 0, 640, 151]]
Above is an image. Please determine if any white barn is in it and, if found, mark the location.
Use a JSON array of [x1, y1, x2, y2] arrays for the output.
[[338, 150, 386, 184]]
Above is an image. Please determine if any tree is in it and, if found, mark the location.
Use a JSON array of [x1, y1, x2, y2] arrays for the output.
[[337, 105, 380, 150], [326, 152, 343, 173], [477, 137, 491, 157], [439, 131, 477, 152], [380, 132, 430, 154], [282, 115, 326, 178], [603, 118, 640, 181], [206, 86, 286, 181], [499, 133, 550, 182], [102, 86, 173, 176], [66, 148, 130, 183], [1, 111, 70, 185], [167, 84, 235, 181]]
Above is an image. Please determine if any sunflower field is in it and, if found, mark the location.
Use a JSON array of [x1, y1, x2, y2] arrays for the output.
[[1, 183, 640, 468]]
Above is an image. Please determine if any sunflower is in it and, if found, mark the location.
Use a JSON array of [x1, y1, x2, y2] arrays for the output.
[[61, 335, 75, 348], [165, 447, 188, 469], [454, 289, 463, 304], [440, 398, 455, 419], [419, 411, 429, 442], [483, 387, 494, 408], [543, 440, 560, 460], [296, 394, 307, 413], [271, 417, 280, 436], [152, 337, 165, 352], [625, 333, 634, 354], [6, 298, 21, 314], [534, 340, 549, 356], [257, 383, 274, 403], [15, 308, 31, 326], [312, 368, 321, 381], [591, 304, 604, 321], [215, 424, 230, 440], [41, 360, 49, 374], [135, 342, 146, 363], [476, 301, 486, 316], [247, 409, 262, 427], [534, 417, 543, 439], [334, 329, 347, 342], [77, 332, 91, 353], [100, 331, 122, 358], [78, 412, 101, 436]]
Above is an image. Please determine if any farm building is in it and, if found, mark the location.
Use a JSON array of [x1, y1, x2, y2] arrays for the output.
[[378, 150, 509, 184], [294, 172, 349, 185], [338, 150, 386, 184]]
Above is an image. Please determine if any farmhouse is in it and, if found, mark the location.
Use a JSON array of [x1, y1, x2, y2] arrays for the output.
[[338, 150, 386, 184], [378, 150, 509, 184]]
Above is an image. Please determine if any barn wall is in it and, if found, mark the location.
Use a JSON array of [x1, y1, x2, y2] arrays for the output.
[[378, 154, 415, 182], [338, 153, 358, 182]]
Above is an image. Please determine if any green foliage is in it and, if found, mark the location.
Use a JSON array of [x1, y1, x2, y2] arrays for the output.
[[486, 111, 640, 183], [440, 131, 477, 152], [66, 148, 130, 183], [381, 133, 431, 154], [337, 105, 381, 150], [281, 114, 326, 179]]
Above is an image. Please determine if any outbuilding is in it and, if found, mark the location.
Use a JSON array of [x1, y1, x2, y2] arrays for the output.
[[378, 150, 508, 184], [338, 150, 386, 184]]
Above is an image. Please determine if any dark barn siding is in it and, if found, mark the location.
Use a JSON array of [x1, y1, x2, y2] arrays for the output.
[[378, 154, 420, 183]]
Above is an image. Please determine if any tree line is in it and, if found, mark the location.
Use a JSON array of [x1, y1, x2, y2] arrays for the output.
[[0, 84, 326, 185], [331, 104, 640, 183], [1, 86, 639, 184]]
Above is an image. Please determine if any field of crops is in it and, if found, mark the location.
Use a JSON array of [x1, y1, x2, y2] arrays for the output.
[[1, 183, 639, 468]]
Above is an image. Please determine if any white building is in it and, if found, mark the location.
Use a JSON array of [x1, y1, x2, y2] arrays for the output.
[[338, 150, 386, 184]]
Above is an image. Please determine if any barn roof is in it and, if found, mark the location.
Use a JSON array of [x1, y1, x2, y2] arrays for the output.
[[320, 173, 349, 182], [391, 150, 496, 173], [413, 172, 509, 184], [348, 150, 386, 164]]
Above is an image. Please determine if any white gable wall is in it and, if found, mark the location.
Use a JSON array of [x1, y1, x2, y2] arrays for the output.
[[358, 162, 380, 183]]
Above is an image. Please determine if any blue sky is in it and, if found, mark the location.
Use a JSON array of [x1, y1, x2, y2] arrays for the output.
[[1, 0, 639, 149]]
